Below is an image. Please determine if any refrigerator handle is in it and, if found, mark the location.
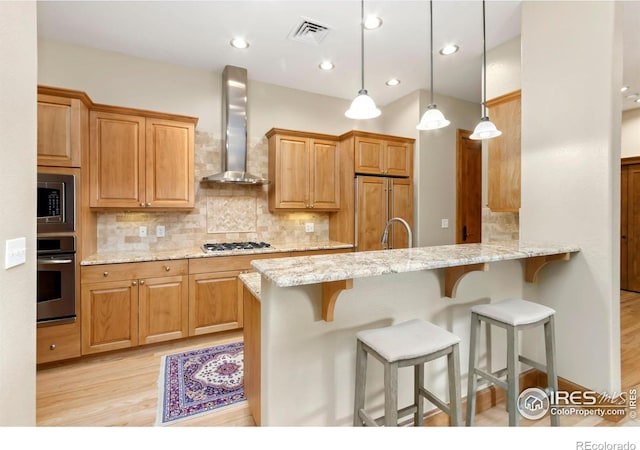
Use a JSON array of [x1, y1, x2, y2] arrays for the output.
[[388, 178, 394, 249], [354, 177, 359, 250]]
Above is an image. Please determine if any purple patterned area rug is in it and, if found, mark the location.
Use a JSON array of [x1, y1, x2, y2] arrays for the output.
[[156, 341, 245, 425]]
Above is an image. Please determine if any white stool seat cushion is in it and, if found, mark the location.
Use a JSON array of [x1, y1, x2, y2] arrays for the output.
[[471, 299, 555, 326], [356, 319, 461, 363]]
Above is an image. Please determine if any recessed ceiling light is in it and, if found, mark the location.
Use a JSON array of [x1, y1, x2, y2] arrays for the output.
[[636, 98, 640, 103], [385, 78, 401, 87], [319, 61, 334, 71], [230, 38, 249, 49], [363, 16, 383, 30], [627, 93, 640, 99], [439, 44, 459, 56], [621, 86, 630, 93]]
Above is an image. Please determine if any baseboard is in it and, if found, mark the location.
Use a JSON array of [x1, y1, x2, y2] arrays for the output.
[[415, 369, 538, 426], [415, 369, 626, 425]]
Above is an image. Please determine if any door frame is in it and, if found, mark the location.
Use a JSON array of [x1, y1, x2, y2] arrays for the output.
[[456, 128, 482, 244]]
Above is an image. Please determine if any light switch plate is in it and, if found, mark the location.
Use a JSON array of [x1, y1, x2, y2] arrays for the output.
[[441, 219, 449, 229], [305, 223, 314, 233], [5, 237, 26, 269], [156, 225, 165, 237], [139, 226, 147, 237]]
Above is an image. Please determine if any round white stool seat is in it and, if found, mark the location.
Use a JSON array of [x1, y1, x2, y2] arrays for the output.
[[357, 319, 461, 363], [470, 299, 555, 326]]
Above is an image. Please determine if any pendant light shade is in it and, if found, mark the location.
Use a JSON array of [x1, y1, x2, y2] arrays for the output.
[[346, 89, 381, 119], [470, 0, 501, 140], [345, 0, 381, 120], [416, 1, 449, 131]]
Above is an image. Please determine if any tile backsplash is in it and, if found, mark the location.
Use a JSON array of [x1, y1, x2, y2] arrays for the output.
[[481, 207, 520, 242], [96, 130, 329, 252]]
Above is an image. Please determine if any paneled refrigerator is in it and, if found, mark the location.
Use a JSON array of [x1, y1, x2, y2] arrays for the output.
[[355, 175, 413, 251]]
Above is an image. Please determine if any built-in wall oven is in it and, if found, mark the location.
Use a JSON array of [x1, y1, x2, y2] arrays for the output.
[[37, 173, 75, 234], [37, 236, 76, 324]]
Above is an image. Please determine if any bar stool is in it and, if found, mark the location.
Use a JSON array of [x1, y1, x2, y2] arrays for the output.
[[353, 319, 462, 427], [466, 299, 559, 426]]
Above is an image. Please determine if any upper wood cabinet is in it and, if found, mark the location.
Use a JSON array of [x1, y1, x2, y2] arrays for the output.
[[37, 91, 90, 168], [266, 129, 340, 212], [349, 132, 413, 177], [89, 110, 196, 210], [487, 90, 521, 212]]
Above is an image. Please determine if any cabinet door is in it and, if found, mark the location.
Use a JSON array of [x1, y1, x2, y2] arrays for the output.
[[389, 178, 413, 249], [188, 271, 243, 335], [145, 119, 195, 208], [385, 142, 412, 177], [81, 279, 139, 354], [309, 139, 340, 210], [37, 95, 83, 167], [356, 176, 387, 252], [271, 135, 309, 210], [138, 275, 189, 345], [487, 91, 521, 212], [354, 137, 384, 175], [89, 111, 146, 208]]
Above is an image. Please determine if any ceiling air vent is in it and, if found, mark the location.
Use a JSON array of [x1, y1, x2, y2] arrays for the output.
[[287, 18, 331, 45]]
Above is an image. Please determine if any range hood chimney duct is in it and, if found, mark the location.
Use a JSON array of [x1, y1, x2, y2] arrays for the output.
[[202, 65, 269, 185]]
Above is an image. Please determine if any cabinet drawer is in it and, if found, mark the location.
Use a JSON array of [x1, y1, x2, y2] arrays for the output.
[[37, 321, 81, 364], [81, 260, 188, 283], [290, 248, 352, 257], [189, 252, 290, 275]]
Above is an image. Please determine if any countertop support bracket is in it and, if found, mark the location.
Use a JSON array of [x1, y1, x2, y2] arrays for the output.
[[525, 253, 571, 283], [444, 263, 489, 298], [322, 279, 354, 322]]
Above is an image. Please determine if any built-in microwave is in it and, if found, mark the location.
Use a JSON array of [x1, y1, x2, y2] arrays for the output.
[[37, 173, 75, 234]]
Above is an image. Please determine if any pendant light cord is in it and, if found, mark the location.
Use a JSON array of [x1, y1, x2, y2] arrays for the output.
[[481, 0, 487, 118], [429, 0, 434, 106], [360, 0, 365, 92]]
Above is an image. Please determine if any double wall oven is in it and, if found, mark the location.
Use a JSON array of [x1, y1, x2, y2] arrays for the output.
[[37, 172, 77, 325]]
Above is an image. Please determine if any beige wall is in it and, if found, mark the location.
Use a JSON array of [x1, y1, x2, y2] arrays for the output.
[[520, 1, 621, 391], [487, 36, 521, 101], [622, 108, 640, 157], [0, 2, 37, 426]]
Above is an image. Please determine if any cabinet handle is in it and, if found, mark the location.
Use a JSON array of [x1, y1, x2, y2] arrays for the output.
[[49, 344, 56, 351], [140, 202, 145, 207], [164, 266, 171, 272], [146, 202, 152, 207], [103, 271, 109, 277], [140, 280, 145, 285], [132, 281, 138, 286]]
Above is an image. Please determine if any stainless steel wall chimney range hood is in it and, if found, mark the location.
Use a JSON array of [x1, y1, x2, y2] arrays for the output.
[[202, 65, 270, 185]]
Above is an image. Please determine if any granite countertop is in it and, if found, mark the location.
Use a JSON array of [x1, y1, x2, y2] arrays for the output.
[[250, 241, 581, 287], [80, 240, 353, 265], [238, 272, 261, 300]]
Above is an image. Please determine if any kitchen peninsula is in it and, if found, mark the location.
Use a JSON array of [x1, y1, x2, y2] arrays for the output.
[[243, 240, 579, 426]]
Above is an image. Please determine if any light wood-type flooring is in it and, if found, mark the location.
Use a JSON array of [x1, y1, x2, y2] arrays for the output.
[[36, 292, 640, 427]]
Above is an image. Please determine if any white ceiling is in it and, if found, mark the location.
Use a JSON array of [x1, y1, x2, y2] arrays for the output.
[[37, 1, 639, 110]]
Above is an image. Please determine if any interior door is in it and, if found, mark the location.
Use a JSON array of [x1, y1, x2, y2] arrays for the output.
[[626, 164, 640, 291], [622, 164, 629, 290], [456, 129, 482, 244]]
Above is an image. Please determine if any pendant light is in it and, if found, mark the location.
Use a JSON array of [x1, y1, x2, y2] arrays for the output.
[[345, 0, 381, 120], [470, 0, 502, 140], [416, 1, 450, 131]]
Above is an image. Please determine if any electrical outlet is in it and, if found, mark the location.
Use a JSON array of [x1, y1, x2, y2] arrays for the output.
[[156, 225, 165, 237], [441, 219, 449, 229], [305, 223, 314, 233], [139, 226, 147, 237]]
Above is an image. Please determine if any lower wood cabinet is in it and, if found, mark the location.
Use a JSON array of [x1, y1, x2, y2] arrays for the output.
[[189, 270, 244, 336], [37, 321, 81, 364], [80, 260, 188, 354]]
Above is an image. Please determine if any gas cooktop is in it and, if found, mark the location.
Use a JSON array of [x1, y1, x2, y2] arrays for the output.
[[202, 241, 272, 253]]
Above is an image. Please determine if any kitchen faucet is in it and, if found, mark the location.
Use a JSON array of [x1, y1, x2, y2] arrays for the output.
[[380, 217, 413, 249]]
